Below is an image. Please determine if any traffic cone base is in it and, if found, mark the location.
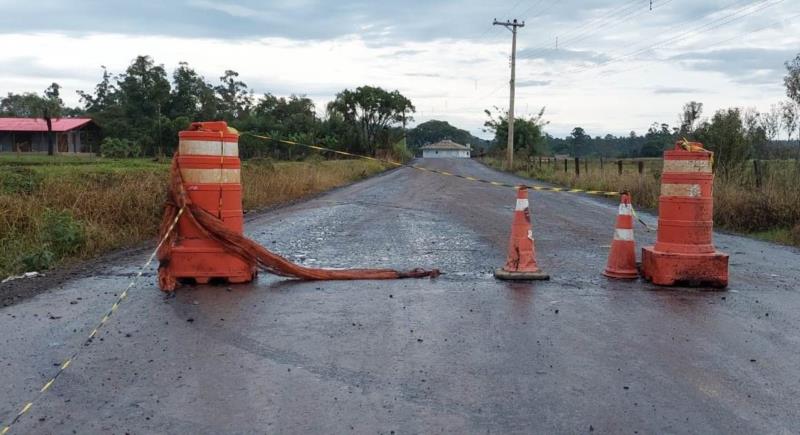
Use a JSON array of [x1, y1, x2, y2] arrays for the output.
[[602, 268, 638, 280], [495, 187, 549, 281]]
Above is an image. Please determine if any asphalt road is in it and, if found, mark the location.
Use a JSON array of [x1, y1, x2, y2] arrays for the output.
[[2, 158, 799, 434]]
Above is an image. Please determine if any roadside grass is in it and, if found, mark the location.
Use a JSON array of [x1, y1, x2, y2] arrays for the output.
[[483, 157, 800, 247], [1, 155, 385, 278]]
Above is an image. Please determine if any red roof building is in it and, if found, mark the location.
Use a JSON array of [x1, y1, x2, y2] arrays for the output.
[[0, 117, 98, 153]]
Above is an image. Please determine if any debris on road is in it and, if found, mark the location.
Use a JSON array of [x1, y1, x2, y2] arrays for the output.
[[1, 271, 41, 284]]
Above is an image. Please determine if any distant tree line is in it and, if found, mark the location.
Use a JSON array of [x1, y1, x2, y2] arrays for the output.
[[483, 51, 800, 176], [0, 55, 415, 159]]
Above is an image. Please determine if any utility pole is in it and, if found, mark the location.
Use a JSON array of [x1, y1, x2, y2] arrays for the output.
[[493, 18, 525, 170]]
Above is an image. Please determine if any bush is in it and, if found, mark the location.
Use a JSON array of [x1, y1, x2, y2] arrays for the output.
[[391, 139, 414, 163], [0, 167, 42, 194], [21, 249, 55, 271], [100, 137, 141, 158], [41, 209, 86, 257]]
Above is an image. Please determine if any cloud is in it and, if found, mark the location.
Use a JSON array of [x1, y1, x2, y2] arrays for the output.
[[517, 48, 609, 64], [670, 47, 795, 85], [0, 56, 96, 83], [404, 72, 441, 78], [652, 87, 705, 95], [0, 1, 797, 139], [389, 49, 425, 57], [187, 0, 260, 18], [517, 80, 551, 87]]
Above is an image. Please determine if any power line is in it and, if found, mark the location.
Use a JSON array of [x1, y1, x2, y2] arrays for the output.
[[563, 0, 783, 76], [520, 0, 645, 58], [521, 0, 677, 61], [590, 8, 800, 80]]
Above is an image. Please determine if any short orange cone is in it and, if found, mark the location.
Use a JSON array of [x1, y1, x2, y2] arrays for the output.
[[494, 187, 549, 281], [603, 193, 638, 279]]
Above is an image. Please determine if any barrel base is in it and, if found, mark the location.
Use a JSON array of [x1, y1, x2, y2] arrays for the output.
[[494, 268, 550, 281], [159, 244, 256, 291], [641, 246, 728, 288]]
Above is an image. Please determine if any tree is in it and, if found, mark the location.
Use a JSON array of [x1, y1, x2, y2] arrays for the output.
[[785, 54, 800, 106], [32, 83, 64, 156], [116, 56, 171, 155], [484, 107, 548, 157], [327, 86, 415, 154], [695, 108, 750, 177], [408, 120, 489, 151], [742, 108, 768, 158], [252, 94, 316, 135], [678, 101, 703, 135], [759, 104, 782, 146], [0, 92, 41, 117], [78, 66, 117, 113], [170, 62, 217, 120], [216, 70, 251, 121], [568, 126, 589, 156], [782, 101, 799, 157]]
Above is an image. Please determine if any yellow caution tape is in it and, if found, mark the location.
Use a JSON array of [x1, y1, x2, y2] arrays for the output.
[[242, 133, 622, 197], [0, 208, 185, 434]]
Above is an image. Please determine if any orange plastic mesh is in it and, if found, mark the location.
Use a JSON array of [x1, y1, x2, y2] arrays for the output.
[[157, 156, 440, 285]]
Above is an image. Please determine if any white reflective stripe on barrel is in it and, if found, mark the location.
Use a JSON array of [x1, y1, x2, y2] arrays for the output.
[[663, 159, 711, 173], [515, 198, 529, 211], [614, 229, 634, 241], [661, 183, 701, 197], [618, 203, 632, 216], [181, 168, 241, 184], [179, 140, 239, 156]]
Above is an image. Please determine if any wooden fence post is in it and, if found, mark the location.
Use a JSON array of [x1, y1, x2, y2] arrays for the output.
[[617, 160, 623, 175], [564, 159, 568, 173], [600, 157, 604, 172], [574, 157, 580, 176], [638, 161, 644, 176], [584, 158, 588, 174]]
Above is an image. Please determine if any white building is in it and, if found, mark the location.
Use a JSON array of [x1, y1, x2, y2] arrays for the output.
[[420, 140, 471, 158]]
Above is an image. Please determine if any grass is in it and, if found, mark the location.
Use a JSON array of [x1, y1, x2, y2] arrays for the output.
[[483, 156, 800, 247], [0, 155, 386, 278]]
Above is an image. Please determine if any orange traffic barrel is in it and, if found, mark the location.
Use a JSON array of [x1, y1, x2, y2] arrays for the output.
[[163, 121, 255, 286], [641, 141, 728, 287]]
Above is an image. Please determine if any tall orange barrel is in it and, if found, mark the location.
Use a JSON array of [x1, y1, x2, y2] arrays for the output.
[[164, 121, 255, 285], [641, 141, 728, 287]]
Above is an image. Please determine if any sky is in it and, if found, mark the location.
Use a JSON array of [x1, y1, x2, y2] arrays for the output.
[[0, 0, 797, 139]]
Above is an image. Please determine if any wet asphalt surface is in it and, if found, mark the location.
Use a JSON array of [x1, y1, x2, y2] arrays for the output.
[[1, 158, 800, 434]]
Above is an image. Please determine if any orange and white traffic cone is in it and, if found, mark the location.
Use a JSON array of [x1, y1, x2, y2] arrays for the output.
[[494, 187, 549, 281], [603, 193, 638, 279]]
